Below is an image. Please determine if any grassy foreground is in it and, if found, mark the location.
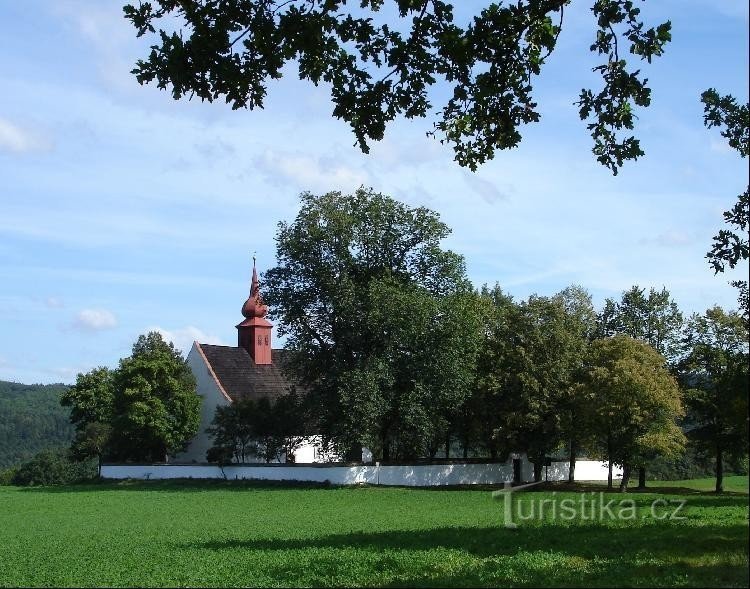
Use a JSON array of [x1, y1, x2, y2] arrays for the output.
[[0, 478, 747, 588]]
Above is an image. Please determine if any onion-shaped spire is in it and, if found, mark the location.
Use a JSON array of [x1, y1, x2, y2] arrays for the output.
[[241, 256, 268, 318]]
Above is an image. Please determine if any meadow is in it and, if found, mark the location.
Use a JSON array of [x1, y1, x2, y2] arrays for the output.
[[0, 477, 747, 588]]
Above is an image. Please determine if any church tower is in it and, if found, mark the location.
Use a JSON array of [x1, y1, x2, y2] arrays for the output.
[[236, 257, 272, 364]]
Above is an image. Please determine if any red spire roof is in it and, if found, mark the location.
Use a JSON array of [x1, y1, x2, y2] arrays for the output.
[[241, 256, 269, 319]]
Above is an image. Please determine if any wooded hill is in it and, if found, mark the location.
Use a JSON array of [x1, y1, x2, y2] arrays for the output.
[[0, 380, 73, 468]]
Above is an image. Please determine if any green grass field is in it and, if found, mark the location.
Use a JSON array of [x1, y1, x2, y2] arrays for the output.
[[1, 477, 747, 587]]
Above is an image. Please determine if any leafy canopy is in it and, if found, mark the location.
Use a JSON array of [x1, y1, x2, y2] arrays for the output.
[[263, 188, 480, 460], [61, 332, 201, 463], [584, 335, 685, 470], [701, 89, 750, 322], [679, 306, 749, 463], [123, 0, 670, 173]]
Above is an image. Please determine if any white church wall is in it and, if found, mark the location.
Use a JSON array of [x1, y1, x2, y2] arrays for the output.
[[102, 459, 621, 485], [175, 343, 232, 463]]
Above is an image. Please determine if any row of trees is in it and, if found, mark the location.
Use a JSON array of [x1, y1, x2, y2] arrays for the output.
[[60, 189, 746, 494], [254, 188, 747, 492]]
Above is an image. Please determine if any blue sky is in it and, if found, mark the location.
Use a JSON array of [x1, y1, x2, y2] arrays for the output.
[[1, 1, 748, 384]]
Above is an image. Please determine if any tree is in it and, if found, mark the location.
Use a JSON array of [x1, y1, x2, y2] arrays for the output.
[[584, 335, 685, 491], [553, 285, 596, 482], [679, 306, 749, 493], [109, 332, 201, 463], [701, 90, 749, 323], [206, 392, 309, 463], [469, 284, 518, 460], [123, 0, 671, 174], [594, 284, 683, 486], [60, 367, 115, 471], [206, 399, 257, 463], [263, 188, 478, 461], [595, 285, 683, 363], [476, 288, 591, 480]]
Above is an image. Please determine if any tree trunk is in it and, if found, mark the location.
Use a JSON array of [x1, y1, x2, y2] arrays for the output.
[[444, 433, 451, 460], [568, 438, 577, 483], [345, 443, 362, 463], [381, 441, 390, 463], [607, 437, 613, 490], [533, 458, 543, 482], [637, 467, 646, 489], [97, 454, 102, 478], [619, 464, 631, 492], [716, 445, 724, 493], [463, 444, 468, 459]]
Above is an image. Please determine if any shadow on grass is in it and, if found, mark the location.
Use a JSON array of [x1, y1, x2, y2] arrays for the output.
[[181, 523, 749, 587], [17, 478, 750, 501], [17, 478, 344, 493], [532, 481, 750, 498]]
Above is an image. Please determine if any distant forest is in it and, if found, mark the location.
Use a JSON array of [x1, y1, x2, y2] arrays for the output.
[[0, 380, 73, 468]]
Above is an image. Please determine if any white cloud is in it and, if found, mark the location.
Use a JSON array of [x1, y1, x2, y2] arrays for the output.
[[45, 297, 64, 309], [462, 171, 510, 203], [149, 325, 226, 355], [0, 118, 52, 154], [73, 308, 118, 331], [254, 150, 369, 192], [639, 230, 695, 247]]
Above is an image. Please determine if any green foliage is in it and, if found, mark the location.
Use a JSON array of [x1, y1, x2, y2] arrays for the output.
[[62, 332, 201, 464], [473, 285, 594, 477], [207, 392, 308, 463], [595, 285, 683, 364], [110, 332, 201, 462], [122, 0, 670, 173], [701, 89, 750, 322], [0, 380, 74, 469], [0, 482, 747, 586], [679, 306, 749, 491], [264, 188, 479, 461], [8, 448, 96, 487], [584, 335, 686, 480]]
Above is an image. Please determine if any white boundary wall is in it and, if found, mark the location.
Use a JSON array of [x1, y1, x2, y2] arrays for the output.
[[101, 460, 620, 486]]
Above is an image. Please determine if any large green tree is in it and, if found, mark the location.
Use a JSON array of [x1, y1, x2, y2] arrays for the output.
[[584, 335, 685, 491], [263, 188, 480, 461], [701, 90, 749, 323], [60, 367, 115, 473], [475, 288, 592, 480], [553, 285, 597, 482], [110, 332, 201, 462], [594, 284, 683, 486], [123, 0, 670, 173], [63, 332, 201, 464], [595, 285, 683, 363], [679, 306, 749, 493]]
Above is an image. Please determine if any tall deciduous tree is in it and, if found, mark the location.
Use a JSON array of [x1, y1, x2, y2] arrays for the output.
[[594, 285, 683, 486], [679, 306, 749, 493], [476, 288, 591, 480], [263, 188, 478, 461], [110, 332, 201, 462], [701, 89, 749, 324], [60, 367, 115, 471], [553, 285, 597, 482], [585, 335, 685, 491], [123, 0, 670, 173], [61, 333, 201, 465]]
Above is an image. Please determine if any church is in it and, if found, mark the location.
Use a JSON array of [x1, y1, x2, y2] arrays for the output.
[[177, 260, 332, 464]]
